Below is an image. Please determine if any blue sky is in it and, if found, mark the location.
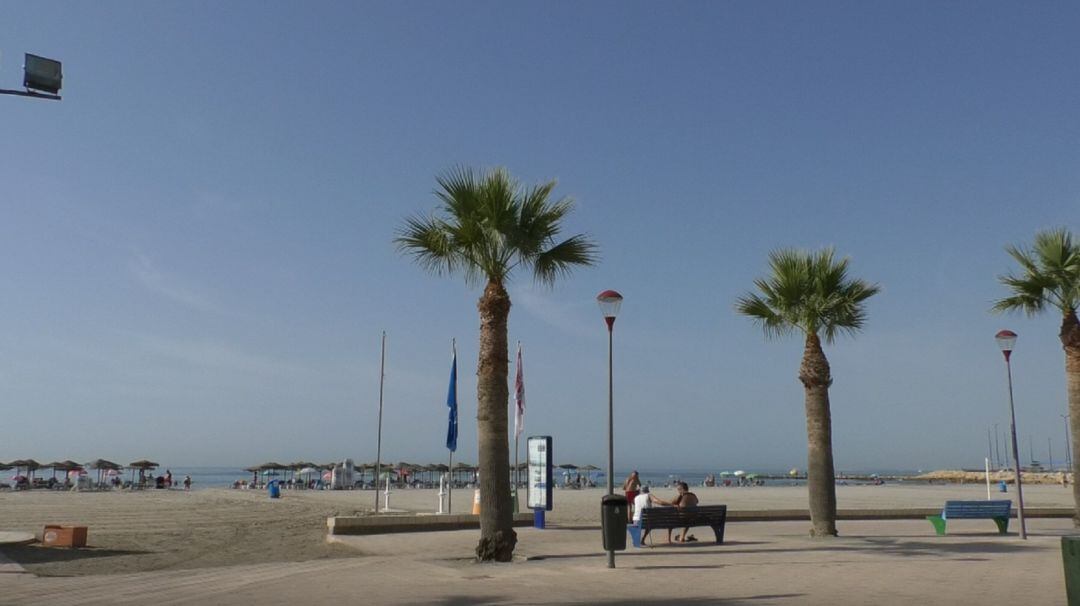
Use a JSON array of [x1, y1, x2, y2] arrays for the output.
[[1, 2, 1078, 472]]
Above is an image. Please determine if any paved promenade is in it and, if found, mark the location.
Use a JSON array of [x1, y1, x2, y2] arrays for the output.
[[1, 518, 1073, 605]]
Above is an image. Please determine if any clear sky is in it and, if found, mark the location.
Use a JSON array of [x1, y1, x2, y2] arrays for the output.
[[2, 2, 1078, 472]]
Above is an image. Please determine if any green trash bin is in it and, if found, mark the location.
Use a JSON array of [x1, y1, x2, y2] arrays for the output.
[[601, 494, 628, 551], [1063, 537, 1080, 605]]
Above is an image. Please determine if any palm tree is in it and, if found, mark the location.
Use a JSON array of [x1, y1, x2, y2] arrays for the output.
[[396, 166, 597, 560], [993, 228, 1080, 525], [736, 248, 879, 537]]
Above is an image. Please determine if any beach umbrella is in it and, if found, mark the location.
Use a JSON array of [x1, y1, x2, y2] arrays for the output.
[[44, 461, 66, 480], [558, 463, 579, 470], [451, 462, 474, 484], [719, 471, 732, 477], [733, 470, 746, 477], [86, 459, 120, 485], [129, 460, 159, 484], [9, 459, 41, 481], [788, 468, 800, 477]]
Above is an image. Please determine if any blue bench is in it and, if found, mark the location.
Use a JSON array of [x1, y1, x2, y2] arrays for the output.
[[927, 500, 1012, 535], [628, 505, 727, 547]]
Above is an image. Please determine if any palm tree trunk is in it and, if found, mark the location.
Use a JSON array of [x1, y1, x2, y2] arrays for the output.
[[1060, 311, 1080, 527], [475, 280, 517, 561], [799, 333, 838, 537]]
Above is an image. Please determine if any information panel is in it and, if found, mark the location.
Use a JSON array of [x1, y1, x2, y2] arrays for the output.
[[527, 436, 553, 511]]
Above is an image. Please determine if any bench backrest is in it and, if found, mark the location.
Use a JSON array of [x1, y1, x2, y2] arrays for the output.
[[942, 500, 1011, 519], [641, 505, 727, 526]]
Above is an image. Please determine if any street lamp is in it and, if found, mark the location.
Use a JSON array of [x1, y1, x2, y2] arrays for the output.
[[597, 289, 622, 569], [995, 329, 1027, 539]]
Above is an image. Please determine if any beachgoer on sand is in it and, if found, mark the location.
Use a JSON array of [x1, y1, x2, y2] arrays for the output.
[[651, 481, 699, 543], [622, 471, 641, 522], [183, 475, 192, 490]]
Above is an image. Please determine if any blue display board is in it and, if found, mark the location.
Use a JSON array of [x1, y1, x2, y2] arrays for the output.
[[527, 436, 553, 511]]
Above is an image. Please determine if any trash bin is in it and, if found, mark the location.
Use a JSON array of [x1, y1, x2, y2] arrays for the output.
[[1063, 537, 1080, 605], [601, 494, 628, 551], [268, 480, 281, 499]]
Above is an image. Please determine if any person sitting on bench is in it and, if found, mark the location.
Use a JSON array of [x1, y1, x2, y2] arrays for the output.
[[652, 481, 700, 542], [633, 486, 656, 542]]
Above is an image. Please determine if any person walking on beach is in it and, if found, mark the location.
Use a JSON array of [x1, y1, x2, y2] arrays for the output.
[[652, 481, 699, 543], [183, 475, 192, 491], [623, 471, 641, 522]]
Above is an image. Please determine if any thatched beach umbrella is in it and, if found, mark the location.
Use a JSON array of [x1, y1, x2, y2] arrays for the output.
[[85, 459, 120, 486], [257, 462, 287, 485], [45, 460, 80, 480], [128, 460, 159, 485], [9, 459, 42, 482], [452, 462, 475, 485]]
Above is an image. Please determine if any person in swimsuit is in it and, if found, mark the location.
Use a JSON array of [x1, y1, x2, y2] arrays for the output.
[[622, 470, 642, 522], [652, 481, 699, 543]]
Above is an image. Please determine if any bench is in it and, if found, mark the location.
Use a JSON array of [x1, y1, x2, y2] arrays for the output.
[[628, 505, 727, 547], [926, 500, 1012, 536]]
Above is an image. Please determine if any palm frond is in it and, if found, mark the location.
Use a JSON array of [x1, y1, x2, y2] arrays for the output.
[[995, 228, 1080, 316], [737, 247, 878, 344], [735, 293, 794, 340], [394, 215, 458, 276], [397, 167, 598, 289], [531, 235, 598, 287]]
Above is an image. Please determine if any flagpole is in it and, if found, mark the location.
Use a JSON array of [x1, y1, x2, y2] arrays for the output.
[[374, 331, 386, 513], [447, 338, 456, 514], [513, 341, 522, 511]]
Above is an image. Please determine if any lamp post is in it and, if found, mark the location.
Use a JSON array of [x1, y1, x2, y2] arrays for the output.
[[1063, 414, 1073, 472], [995, 329, 1027, 539], [597, 289, 622, 569]]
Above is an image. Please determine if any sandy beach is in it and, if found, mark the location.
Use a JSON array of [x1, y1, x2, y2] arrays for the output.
[[0, 482, 1075, 577]]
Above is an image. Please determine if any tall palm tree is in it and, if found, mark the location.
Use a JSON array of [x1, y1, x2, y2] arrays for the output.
[[993, 228, 1080, 526], [396, 166, 597, 561], [736, 248, 879, 537]]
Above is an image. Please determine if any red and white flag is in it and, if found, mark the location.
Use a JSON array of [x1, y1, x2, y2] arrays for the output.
[[514, 342, 525, 438]]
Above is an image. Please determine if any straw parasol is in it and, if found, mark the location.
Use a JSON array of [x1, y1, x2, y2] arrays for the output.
[[128, 460, 159, 485], [85, 459, 121, 486], [8, 459, 42, 482], [45, 460, 82, 481]]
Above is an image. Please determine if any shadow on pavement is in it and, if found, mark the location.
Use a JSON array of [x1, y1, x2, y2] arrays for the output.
[[409, 595, 805, 605], [1, 545, 151, 566]]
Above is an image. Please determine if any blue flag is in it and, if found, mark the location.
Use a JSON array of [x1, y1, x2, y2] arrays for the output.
[[446, 344, 458, 452]]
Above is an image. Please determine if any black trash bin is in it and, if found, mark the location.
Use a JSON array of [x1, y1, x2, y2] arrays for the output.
[[601, 494, 628, 551], [1063, 537, 1080, 605]]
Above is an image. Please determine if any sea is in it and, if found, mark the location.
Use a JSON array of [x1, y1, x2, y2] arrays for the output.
[[155, 466, 924, 491]]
